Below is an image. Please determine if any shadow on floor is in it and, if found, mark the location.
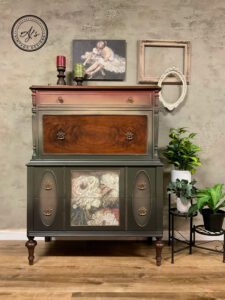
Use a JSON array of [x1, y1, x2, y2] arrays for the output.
[[39, 239, 154, 258]]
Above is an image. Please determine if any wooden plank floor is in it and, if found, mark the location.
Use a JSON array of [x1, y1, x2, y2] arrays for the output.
[[0, 240, 224, 299]]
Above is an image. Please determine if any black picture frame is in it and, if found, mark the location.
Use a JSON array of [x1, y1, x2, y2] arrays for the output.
[[72, 40, 126, 81]]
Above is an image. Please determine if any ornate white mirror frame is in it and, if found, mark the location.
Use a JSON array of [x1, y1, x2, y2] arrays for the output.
[[158, 67, 187, 111]]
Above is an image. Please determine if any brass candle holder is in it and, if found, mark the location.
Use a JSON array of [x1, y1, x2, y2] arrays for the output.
[[74, 76, 84, 86]]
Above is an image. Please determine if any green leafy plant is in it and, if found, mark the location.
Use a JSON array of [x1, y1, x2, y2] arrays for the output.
[[167, 179, 197, 201], [163, 127, 201, 174], [188, 183, 225, 216]]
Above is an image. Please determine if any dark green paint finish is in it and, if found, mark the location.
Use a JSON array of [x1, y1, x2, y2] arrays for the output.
[[28, 167, 65, 231], [127, 167, 158, 231], [27, 165, 163, 238]]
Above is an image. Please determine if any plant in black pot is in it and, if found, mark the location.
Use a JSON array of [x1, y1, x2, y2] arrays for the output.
[[163, 127, 201, 182], [167, 179, 197, 213], [188, 183, 225, 232]]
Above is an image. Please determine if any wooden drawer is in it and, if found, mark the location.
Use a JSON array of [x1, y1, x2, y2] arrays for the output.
[[43, 115, 148, 155], [36, 91, 152, 106]]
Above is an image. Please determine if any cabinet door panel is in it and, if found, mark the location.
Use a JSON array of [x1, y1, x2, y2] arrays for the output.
[[39, 170, 57, 227], [132, 170, 151, 227], [65, 167, 125, 231], [127, 167, 156, 231], [32, 167, 64, 230]]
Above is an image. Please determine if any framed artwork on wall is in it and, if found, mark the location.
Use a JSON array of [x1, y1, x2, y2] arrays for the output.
[[73, 40, 126, 81], [138, 40, 191, 84]]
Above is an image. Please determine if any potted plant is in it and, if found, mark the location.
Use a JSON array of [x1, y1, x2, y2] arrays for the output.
[[188, 183, 225, 232], [167, 179, 197, 213], [163, 127, 201, 182]]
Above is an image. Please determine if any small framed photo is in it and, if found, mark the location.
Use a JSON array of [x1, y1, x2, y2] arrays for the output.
[[138, 40, 191, 84], [73, 40, 126, 81]]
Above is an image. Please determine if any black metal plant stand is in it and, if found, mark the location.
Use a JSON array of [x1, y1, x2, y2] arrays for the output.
[[168, 194, 197, 263], [192, 225, 225, 263]]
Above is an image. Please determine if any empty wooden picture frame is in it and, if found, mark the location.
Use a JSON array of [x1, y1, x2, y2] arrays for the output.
[[138, 40, 191, 84]]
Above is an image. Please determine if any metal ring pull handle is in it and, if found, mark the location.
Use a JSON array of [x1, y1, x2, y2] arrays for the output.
[[56, 129, 65, 140], [125, 131, 134, 141], [43, 208, 53, 216], [138, 207, 147, 216], [44, 183, 52, 190], [137, 183, 146, 190]]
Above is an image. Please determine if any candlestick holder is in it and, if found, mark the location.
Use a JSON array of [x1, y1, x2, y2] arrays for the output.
[[74, 76, 84, 86], [57, 66, 66, 85]]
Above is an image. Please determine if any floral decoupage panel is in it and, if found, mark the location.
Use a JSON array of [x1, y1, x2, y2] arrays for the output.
[[71, 170, 120, 226]]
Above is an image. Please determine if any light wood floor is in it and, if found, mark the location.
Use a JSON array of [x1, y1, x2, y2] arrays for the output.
[[0, 240, 224, 300]]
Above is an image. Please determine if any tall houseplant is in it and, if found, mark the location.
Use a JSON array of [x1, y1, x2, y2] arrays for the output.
[[167, 179, 197, 213], [188, 183, 225, 231], [163, 127, 201, 182]]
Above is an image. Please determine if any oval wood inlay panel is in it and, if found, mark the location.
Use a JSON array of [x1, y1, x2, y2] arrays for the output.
[[43, 115, 148, 155], [39, 170, 57, 227], [132, 170, 151, 227]]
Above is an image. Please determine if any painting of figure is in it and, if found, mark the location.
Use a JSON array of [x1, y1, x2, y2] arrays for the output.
[[73, 40, 126, 80], [71, 170, 120, 226]]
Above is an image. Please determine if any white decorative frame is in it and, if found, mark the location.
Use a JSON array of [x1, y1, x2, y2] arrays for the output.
[[138, 40, 191, 84], [158, 67, 187, 111]]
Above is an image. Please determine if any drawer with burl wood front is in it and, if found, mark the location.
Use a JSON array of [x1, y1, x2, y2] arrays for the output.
[[42, 114, 149, 155]]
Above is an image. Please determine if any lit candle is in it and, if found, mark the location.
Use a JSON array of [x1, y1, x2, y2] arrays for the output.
[[56, 56, 66, 68]]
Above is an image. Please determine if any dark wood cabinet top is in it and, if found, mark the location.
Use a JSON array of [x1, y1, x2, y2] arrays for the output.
[[30, 85, 161, 92]]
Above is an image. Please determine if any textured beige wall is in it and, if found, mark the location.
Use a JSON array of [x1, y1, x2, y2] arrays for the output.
[[0, 0, 225, 230]]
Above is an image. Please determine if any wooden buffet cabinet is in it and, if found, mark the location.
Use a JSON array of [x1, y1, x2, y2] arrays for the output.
[[26, 85, 164, 265]]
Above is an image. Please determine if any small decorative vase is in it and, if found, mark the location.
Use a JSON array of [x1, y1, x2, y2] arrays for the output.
[[176, 197, 191, 213], [171, 170, 191, 183]]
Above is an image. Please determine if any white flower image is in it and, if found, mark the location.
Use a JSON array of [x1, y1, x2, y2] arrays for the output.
[[71, 175, 101, 210], [87, 209, 119, 226], [71, 171, 120, 226], [100, 172, 119, 207]]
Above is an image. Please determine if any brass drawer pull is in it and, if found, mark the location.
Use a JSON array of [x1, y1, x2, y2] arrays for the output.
[[44, 183, 52, 190], [138, 207, 147, 216], [137, 183, 146, 190], [56, 129, 65, 140], [57, 96, 64, 104], [43, 208, 53, 216], [127, 97, 134, 103], [125, 131, 134, 141]]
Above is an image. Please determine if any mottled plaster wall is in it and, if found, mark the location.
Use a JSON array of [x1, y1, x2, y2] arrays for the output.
[[0, 0, 225, 230]]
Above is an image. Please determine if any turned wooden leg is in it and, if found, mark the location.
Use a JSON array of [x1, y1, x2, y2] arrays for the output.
[[155, 237, 163, 266], [25, 237, 37, 265]]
